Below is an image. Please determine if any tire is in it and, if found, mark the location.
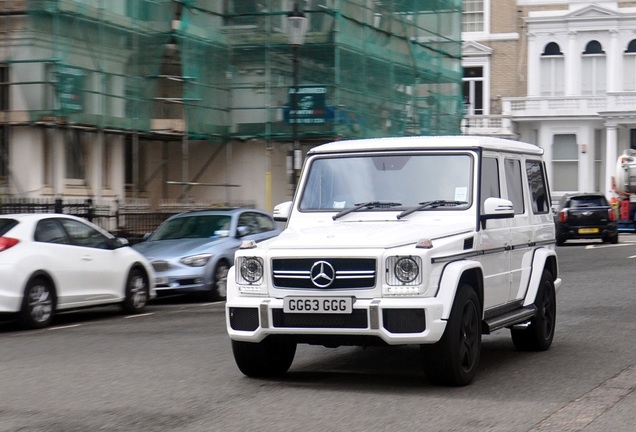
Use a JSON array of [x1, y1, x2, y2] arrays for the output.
[[231, 337, 297, 378], [20, 277, 55, 329], [122, 267, 149, 314], [205, 261, 229, 301], [422, 284, 482, 386], [511, 269, 556, 351], [610, 235, 619, 244], [556, 236, 566, 246]]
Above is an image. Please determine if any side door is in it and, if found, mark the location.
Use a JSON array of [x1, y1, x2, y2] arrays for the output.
[[503, 157, 533, 302], [511, 159, 553, 301], [57, 218, 121, 305], [476, 154, 511, 310]]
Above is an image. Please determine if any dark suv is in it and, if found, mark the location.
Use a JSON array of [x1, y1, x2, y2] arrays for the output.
[[555, 193, 618, 245]]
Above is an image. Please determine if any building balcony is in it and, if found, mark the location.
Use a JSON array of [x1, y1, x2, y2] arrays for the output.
[[462, 115, 516, 138], [502, 93, 636, 119]]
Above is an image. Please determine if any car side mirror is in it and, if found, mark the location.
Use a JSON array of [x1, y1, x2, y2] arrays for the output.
[[273, 201, 292, 222], [109, 237, 129, 249], [237, 226, 251, 237], [480, 197, 514, 228]]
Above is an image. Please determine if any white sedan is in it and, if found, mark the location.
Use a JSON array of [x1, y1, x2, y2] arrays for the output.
[[0, 213, 156, 329]]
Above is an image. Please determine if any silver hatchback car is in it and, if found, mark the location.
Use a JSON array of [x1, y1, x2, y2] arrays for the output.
[[132, 208, 281, 300]]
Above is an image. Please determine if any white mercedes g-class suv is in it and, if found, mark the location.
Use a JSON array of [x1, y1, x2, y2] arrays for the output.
[[226, 136, 561, 386]]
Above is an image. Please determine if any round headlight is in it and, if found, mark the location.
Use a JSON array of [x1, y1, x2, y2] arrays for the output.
[[394, 257, 419, 283], [240, 257, 263, 284]]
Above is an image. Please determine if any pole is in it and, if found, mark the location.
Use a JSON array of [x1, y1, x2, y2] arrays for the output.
[[292, 44, 300, 192]]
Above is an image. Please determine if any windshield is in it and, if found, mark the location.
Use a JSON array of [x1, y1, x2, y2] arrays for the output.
[[299, 153, 473, 211], [152, 215, 231, 240]]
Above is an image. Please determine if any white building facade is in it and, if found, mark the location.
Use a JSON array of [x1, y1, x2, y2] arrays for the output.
[[507, 1, 636, 199]]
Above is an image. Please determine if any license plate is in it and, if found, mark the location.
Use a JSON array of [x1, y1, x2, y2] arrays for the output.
[[283, 296, 353, 314], [578, 228, 599, 234]]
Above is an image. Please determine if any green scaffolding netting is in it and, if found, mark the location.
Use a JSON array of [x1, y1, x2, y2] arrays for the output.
[[11, 0, 464, 140]]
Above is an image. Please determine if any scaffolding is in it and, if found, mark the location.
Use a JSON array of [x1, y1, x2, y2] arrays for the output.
[[2, 0, 464, 203]]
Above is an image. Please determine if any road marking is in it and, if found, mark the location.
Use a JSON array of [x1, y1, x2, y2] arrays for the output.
[[529, 365, 636, 431], [48, 324, 81, 330], [584, 243, 634, 250], [124, 312, 154, 319]]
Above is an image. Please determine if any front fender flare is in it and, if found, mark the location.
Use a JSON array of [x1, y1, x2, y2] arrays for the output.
[[436, 260, 483, 320]]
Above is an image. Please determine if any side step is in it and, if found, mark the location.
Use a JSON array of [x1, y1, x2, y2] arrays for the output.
[[483, 305, 537, 334]]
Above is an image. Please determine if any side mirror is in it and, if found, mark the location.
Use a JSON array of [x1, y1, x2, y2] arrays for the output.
[[237, 226, 251, 237], [480, 197, 514, 228], [273, 201, 292, 222], [142, 232, 152, 241], [109, 237, 129, 249]]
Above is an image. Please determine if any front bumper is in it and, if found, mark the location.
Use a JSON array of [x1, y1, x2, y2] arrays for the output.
[[226, 296, 447, 345]]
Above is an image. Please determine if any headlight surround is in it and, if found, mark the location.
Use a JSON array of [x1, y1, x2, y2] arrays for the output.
[[237, 256, 264, 285], [386, 256, 422, 286], [179, 253, 213, 267]]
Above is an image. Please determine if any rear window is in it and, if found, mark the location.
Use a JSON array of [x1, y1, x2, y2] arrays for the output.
[[0, 219, 18, 236], [569, 196, 608, 208]]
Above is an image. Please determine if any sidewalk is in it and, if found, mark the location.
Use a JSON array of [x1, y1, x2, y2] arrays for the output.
[[529, 365, 636, 431]]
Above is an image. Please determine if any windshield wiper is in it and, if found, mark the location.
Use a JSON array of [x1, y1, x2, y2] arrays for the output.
[[397, 200, 467, 219], [332, 201, 402, 220]]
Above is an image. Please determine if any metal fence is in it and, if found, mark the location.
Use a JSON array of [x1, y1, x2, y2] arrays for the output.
[[0, 198, 220, 244]]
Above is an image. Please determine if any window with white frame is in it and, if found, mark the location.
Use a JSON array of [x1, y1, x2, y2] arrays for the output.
[[463, 0, 484, 33], [0, 64, 8, 180], [623, 40, 636, 91], [540, 42, 564, 96], [594, 129, 604, 193], [462, 66, 483, 115], [552, 134, 578, 192], [66, 129, 87, 184], [581, 40, 606, 96]]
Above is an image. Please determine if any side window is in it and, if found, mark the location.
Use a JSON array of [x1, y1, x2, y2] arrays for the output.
[[526, 160, 550, 214], [480, 156, 500, 211], [238, 213, 258, 235], [255, 213, 275, 232], [504, 158, 524, 214], [58, 218, 111, 249], [35, 219, 69, 244]]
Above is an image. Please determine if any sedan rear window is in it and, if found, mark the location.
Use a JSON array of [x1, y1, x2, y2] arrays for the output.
[[0, 218, 18, 236], [569, 196, 608, 208]]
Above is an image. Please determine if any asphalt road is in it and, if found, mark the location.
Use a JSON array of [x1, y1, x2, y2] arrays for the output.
[[1, 236, 635, 432]]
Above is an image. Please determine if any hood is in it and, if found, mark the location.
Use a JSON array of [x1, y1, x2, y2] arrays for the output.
[[269, 219, 474, 249], [132, 237, 233, 259]]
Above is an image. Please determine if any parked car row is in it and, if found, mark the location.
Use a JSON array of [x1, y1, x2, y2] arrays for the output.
[[0, 208, 281, 330]]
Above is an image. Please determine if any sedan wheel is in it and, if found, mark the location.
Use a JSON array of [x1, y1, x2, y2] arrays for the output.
[[20, 278, 55, 329], [213, 262, 229, 301], [122, 268, 149, 314]]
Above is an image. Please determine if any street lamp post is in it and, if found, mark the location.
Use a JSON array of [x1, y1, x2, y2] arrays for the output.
[[463, 97, 471, 135], [287, 4, 308, 193]]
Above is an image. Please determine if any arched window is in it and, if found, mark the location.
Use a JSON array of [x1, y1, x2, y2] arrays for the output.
[[624, 40, 636, 90], [582, 40, 606, 95], [540, 42, 564, 96], [542, 42, 563, 56], [583, 40, 605, 54]]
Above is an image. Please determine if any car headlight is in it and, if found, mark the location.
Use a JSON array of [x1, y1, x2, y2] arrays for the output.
[[179, 253, 213, 267], [386, 256, 422, 286], [237, 257, 264, 285]]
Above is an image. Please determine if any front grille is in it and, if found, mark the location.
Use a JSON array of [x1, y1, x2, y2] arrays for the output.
[[151, 260, 169, 272], [272, 309, 368, 328], [272, 258, 376, 289], [229, 307, 259, 331]]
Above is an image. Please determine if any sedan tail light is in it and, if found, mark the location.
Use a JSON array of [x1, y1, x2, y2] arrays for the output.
[[608, 208, 617, 222], [558, 209, 568, 223], [0, 237, 19, 252]]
